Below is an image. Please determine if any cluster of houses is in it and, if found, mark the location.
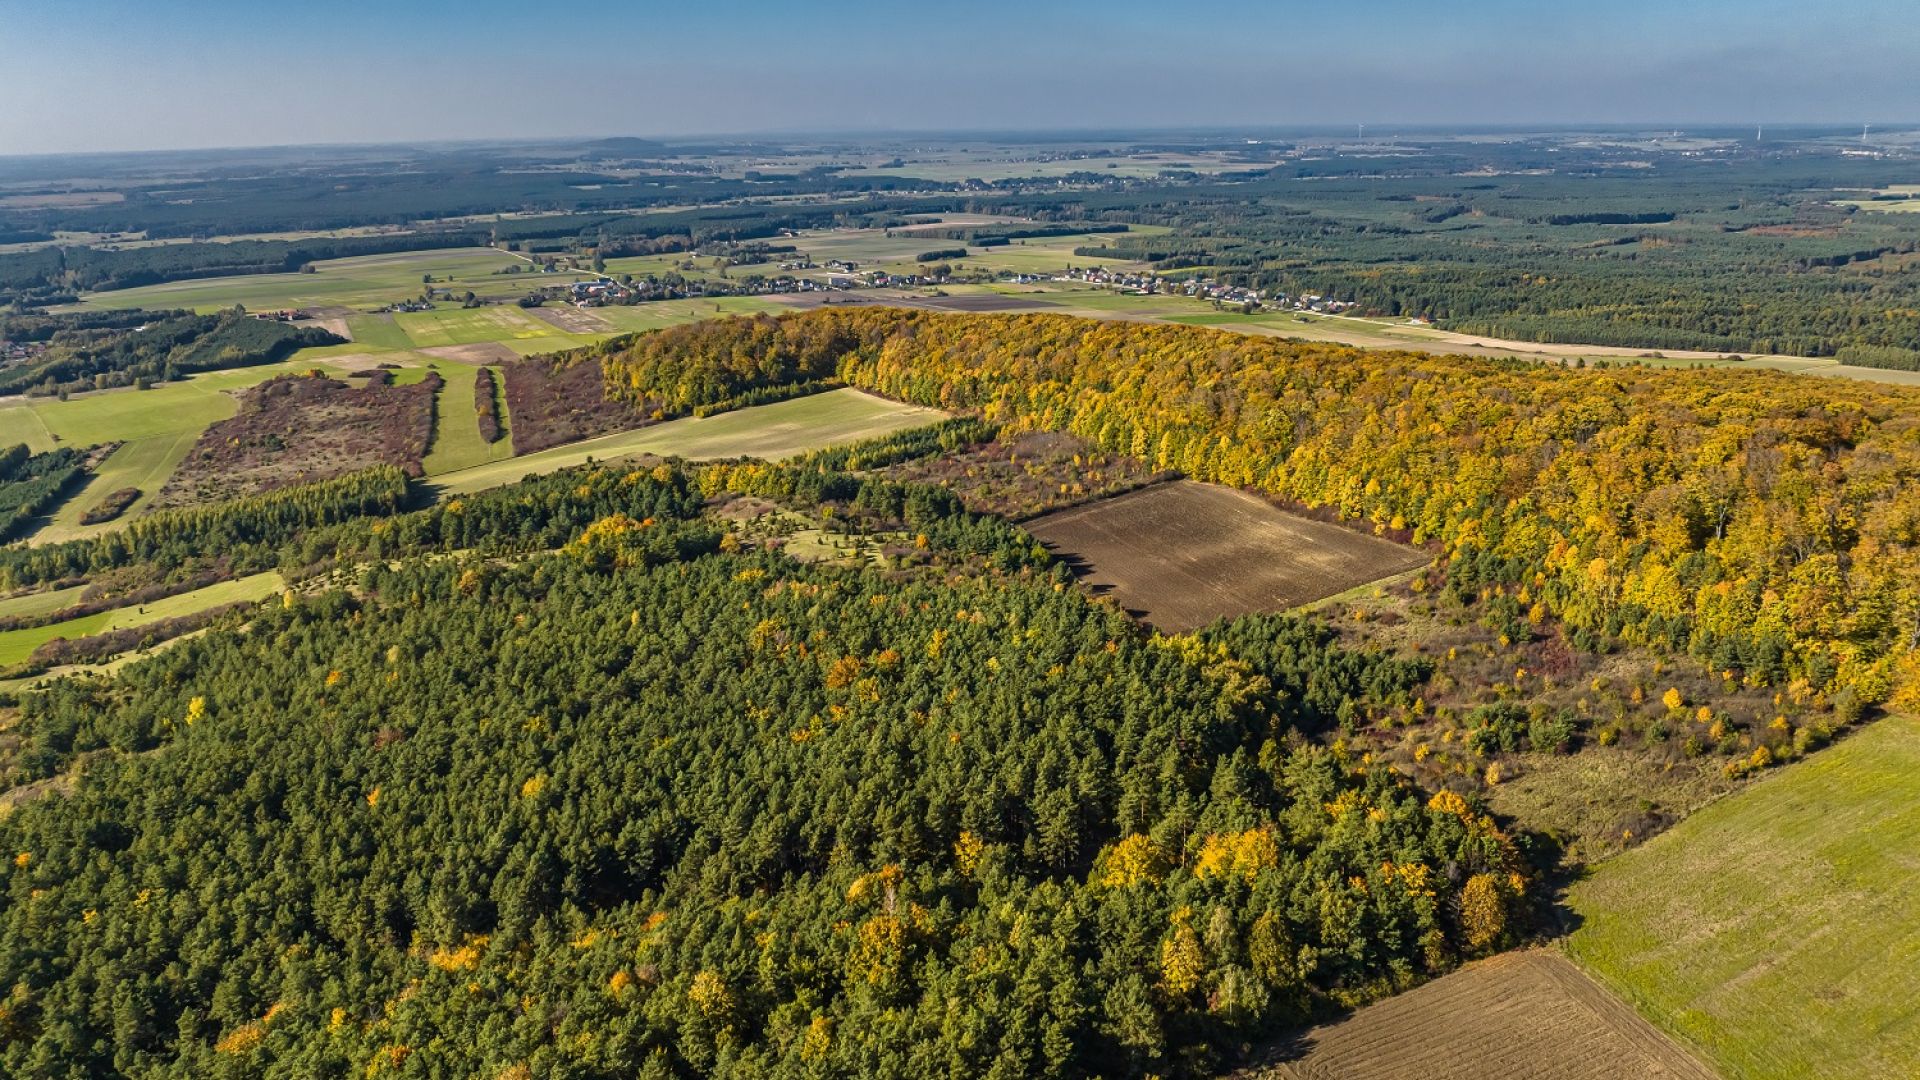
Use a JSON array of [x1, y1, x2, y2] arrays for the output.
[[0, 339, 46, 365], [1052, 267, 1356, 313]]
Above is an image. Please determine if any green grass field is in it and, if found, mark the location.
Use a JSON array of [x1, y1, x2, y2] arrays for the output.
[[33, 430, 203, 544], [431, 388, 945, 496], [1567, 713, 1920, 1079], [0, 357, 345, 453], [64, 248, 591, 315], [422, 365, 515, 476], [0, 572, 284, 667], [0, 584, 89, 622], [776, 226, 1157, 280]]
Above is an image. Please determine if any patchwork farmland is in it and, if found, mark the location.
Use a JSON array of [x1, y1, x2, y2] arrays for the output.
[[1025, 480, 1431, 631]]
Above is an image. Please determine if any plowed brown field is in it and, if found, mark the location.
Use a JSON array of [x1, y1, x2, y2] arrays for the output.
[[1025, 481, 1429, 631], [1242, 951, 1719, 1080]]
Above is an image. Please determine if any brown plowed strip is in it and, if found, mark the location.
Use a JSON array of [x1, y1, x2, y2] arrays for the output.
[[1244, 951, 1720, 1080], [420, 342, 519, 365]]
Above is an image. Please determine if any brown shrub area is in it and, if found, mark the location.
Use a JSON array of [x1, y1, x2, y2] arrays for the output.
[[156, 371, 437, 507], [878, 430, 1169, 520], [502, 355, 649, 455], [474, 367, 504, 444]]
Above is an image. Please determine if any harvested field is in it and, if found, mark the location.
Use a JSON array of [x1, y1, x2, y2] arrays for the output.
[[1239, 951, 1718, 1080], [525, 304, 614, 334], [156, 372, 436, 506], [1025, 481, 1430, 631], [501, 354, 649, 454], [879, 430, 1168, 519], [419, 342, 519, 365], [300, 316, 353, 340]]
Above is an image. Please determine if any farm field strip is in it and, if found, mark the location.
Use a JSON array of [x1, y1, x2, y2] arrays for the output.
[[430, 388, 946, 496], [1568, 712, 1920, 1080], [0, 583, 89, 621], [421, 364, 514, 476], [1025, 481, 1431, 632], [1241, 950, 1718, 1080], [0, 571, 284, 667]]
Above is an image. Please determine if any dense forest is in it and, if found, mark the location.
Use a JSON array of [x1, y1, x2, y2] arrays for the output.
[[603, 310, 1920, 713], [1051, 167, 1920, 364], [0, 455, 1519, 1077], [0, 310, 342, 396]]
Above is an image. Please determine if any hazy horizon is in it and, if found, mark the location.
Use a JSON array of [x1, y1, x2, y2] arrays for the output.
[[3, 0, 1918, 156]]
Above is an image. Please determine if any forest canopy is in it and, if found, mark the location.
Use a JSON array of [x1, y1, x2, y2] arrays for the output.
[[602, 309, 1920, 710], [0, 460, 1514, 1077]]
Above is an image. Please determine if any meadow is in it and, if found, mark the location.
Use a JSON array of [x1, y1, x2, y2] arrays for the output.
[[0, 571, 283, 666], [429, 388, 945, 495], [1568, 713, 1920, 1079]]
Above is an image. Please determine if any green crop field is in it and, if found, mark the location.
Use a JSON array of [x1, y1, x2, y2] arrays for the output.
[[65, 248, 591, 315], [0, 571, 284, 667], [1568, 713, 1920, 1079], [773, 226, 1157, 279], [431, 388, 945, 495], [392, 305, 562, 348]]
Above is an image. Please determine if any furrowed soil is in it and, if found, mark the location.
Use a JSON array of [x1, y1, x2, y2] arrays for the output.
[[1025, 480, 1430, 631], [1237, 950, 1719, 1080]]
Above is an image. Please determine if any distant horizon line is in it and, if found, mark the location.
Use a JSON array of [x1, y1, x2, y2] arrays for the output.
[[3, 121, 1916, 162]]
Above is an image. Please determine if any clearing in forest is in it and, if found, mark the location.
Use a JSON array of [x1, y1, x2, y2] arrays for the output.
[[0, 572, 284, 668], [430, 388, 945, 496], [1239, 950, 1718, 1080], [1024, 481, 1430, 632], [1568, 713, 1920, 1080]]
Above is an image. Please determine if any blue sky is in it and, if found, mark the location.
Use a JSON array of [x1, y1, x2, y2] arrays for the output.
[[1, 0, 1915, 153]]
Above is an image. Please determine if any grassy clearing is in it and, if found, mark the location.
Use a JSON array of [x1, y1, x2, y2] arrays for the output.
[[422, 365, 515, 476], [0, 572, 284, 667], [33, 430, 203, 544], [65, 248, 591, 315], [431, 388, 945, 496], [0, 357, 344, 452], [773, 226, 1157, 281], [1567, 713, 1920, 1079], [0, 585, 88, 622], [342, 314, 416, 350]]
